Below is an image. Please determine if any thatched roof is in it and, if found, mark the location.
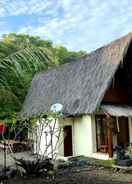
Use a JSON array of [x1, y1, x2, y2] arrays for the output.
[[20, 32, 132, 118], [101, 105, 132, 117]]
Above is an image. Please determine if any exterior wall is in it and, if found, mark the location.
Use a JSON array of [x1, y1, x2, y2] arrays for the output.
[[73, 115, 96, 156], [34, 114, 132, 160], [128, 117, 132, 144], [60, 115, 132, 159], [34, 118, 60, 158], [58, 115, 97, 157]]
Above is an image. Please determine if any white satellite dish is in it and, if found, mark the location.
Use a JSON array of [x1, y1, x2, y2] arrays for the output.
[[50, 103, 63, 113]]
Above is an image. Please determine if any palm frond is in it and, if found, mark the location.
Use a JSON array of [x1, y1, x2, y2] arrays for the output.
[[1, 47, 56, 79], [0, 46, 57, 119]]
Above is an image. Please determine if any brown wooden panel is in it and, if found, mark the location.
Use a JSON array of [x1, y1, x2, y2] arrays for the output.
[[108, 127, 113, 158], [117, 117, 129, 148], [103, 87, 128, 104]]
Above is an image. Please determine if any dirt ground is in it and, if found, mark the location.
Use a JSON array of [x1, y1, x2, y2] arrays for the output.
[[0, 152, 131, 184], [7, 167, 132, 184]]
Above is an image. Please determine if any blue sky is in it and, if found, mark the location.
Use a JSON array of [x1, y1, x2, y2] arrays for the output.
[[0, 0, 132, 52]]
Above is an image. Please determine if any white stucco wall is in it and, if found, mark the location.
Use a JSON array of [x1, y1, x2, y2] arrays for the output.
[[73, 115, 96, 156], [34, 114, 115, 159], [58, 115, 97, 157], [34, 118, 60, 158], [34, 114, 132, 160], [128, 117, 132, 144]]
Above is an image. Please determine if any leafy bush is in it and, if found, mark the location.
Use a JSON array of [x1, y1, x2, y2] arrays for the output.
[[14, 158, 55, 177]]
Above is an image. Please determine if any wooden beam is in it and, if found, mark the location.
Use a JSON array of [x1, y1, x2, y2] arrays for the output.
[[108, 127, 113, 158]]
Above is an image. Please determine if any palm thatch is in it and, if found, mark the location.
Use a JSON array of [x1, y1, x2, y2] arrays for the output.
[[101, 105, 132, 117], [20, 32, 132, 118]]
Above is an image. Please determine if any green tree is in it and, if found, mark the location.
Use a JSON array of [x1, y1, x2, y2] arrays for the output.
[[2, 33, 53, 49], [55, 45, 86, 64], [0, 34, 57, 120], [0, 33, 85, 120]]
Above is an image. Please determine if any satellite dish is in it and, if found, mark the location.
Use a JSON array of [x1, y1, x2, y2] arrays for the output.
[[50, 103, 63, 113]]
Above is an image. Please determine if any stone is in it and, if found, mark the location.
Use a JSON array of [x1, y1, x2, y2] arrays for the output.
[[115, 159, 132, 167]]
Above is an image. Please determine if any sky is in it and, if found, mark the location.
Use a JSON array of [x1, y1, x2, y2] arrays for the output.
[[0, 0, 132, 52]]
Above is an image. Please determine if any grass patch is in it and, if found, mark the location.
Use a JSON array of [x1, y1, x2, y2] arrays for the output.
[[93, 159, 114, 168], [68, 156, 114, 168]]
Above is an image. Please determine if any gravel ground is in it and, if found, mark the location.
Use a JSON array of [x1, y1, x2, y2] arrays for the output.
[[7, 167, 132, 184], [0, 152, 132, 184]]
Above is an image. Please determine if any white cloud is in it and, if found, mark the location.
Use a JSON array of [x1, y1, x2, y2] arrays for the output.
[[1, 0, 132, 51], [0, 0, 52, 16]]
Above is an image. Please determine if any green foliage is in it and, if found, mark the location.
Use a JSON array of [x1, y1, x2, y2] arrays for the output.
[[0, 89, 21, 119], [55, 45, 86, 64], [2, 33, 53, 49], [0, 33, 85, 121], [91, 158, 114, 168], [14, 158, 54, 177], [0, 48, 56, 120]]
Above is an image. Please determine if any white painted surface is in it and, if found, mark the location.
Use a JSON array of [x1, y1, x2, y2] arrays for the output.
[[58, 115, 97, 157], [91, 115, 97, 153], [128, 117, 132, 144], [73, 115, 96, 156], [34, 118, 60, 158], [35, 114, 127, 160], [92, 152, 109, 160]]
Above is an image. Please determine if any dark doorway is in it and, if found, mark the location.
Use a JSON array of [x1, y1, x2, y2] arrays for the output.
[[64, 126, 73, 156], [117, 117, 129, 148]]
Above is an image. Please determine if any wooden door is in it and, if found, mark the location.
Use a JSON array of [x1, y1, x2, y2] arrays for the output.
[[117, 117, 129, 148], [64, 126, 73, 156]]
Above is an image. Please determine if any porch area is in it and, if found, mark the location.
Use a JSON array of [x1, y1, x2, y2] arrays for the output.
[[96, 105, 132, 159]]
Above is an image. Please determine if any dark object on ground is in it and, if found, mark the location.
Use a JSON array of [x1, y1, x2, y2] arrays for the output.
[[115, 159, 132, 167], [69, 157, 89, 168], [0, 166, 17, 182], [58, 156, 89, 169], [115, 144, 132, 166], [13, 142, 31, 152], [8, 166, 132, 184], [14, 157, 54, 177], [115, 144, 126, 160]]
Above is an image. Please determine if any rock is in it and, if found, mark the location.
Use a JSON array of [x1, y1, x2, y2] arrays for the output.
[[57, 156, 89, 170], [57, 156, 68, 162], [57, 161, 71, 169], [98, 167, 105, 170], [116, 159, 132, 167], [0, 166, 17, 181]]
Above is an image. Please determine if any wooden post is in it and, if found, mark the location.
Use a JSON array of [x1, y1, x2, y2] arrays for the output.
[[108, 127, 113, 158]]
